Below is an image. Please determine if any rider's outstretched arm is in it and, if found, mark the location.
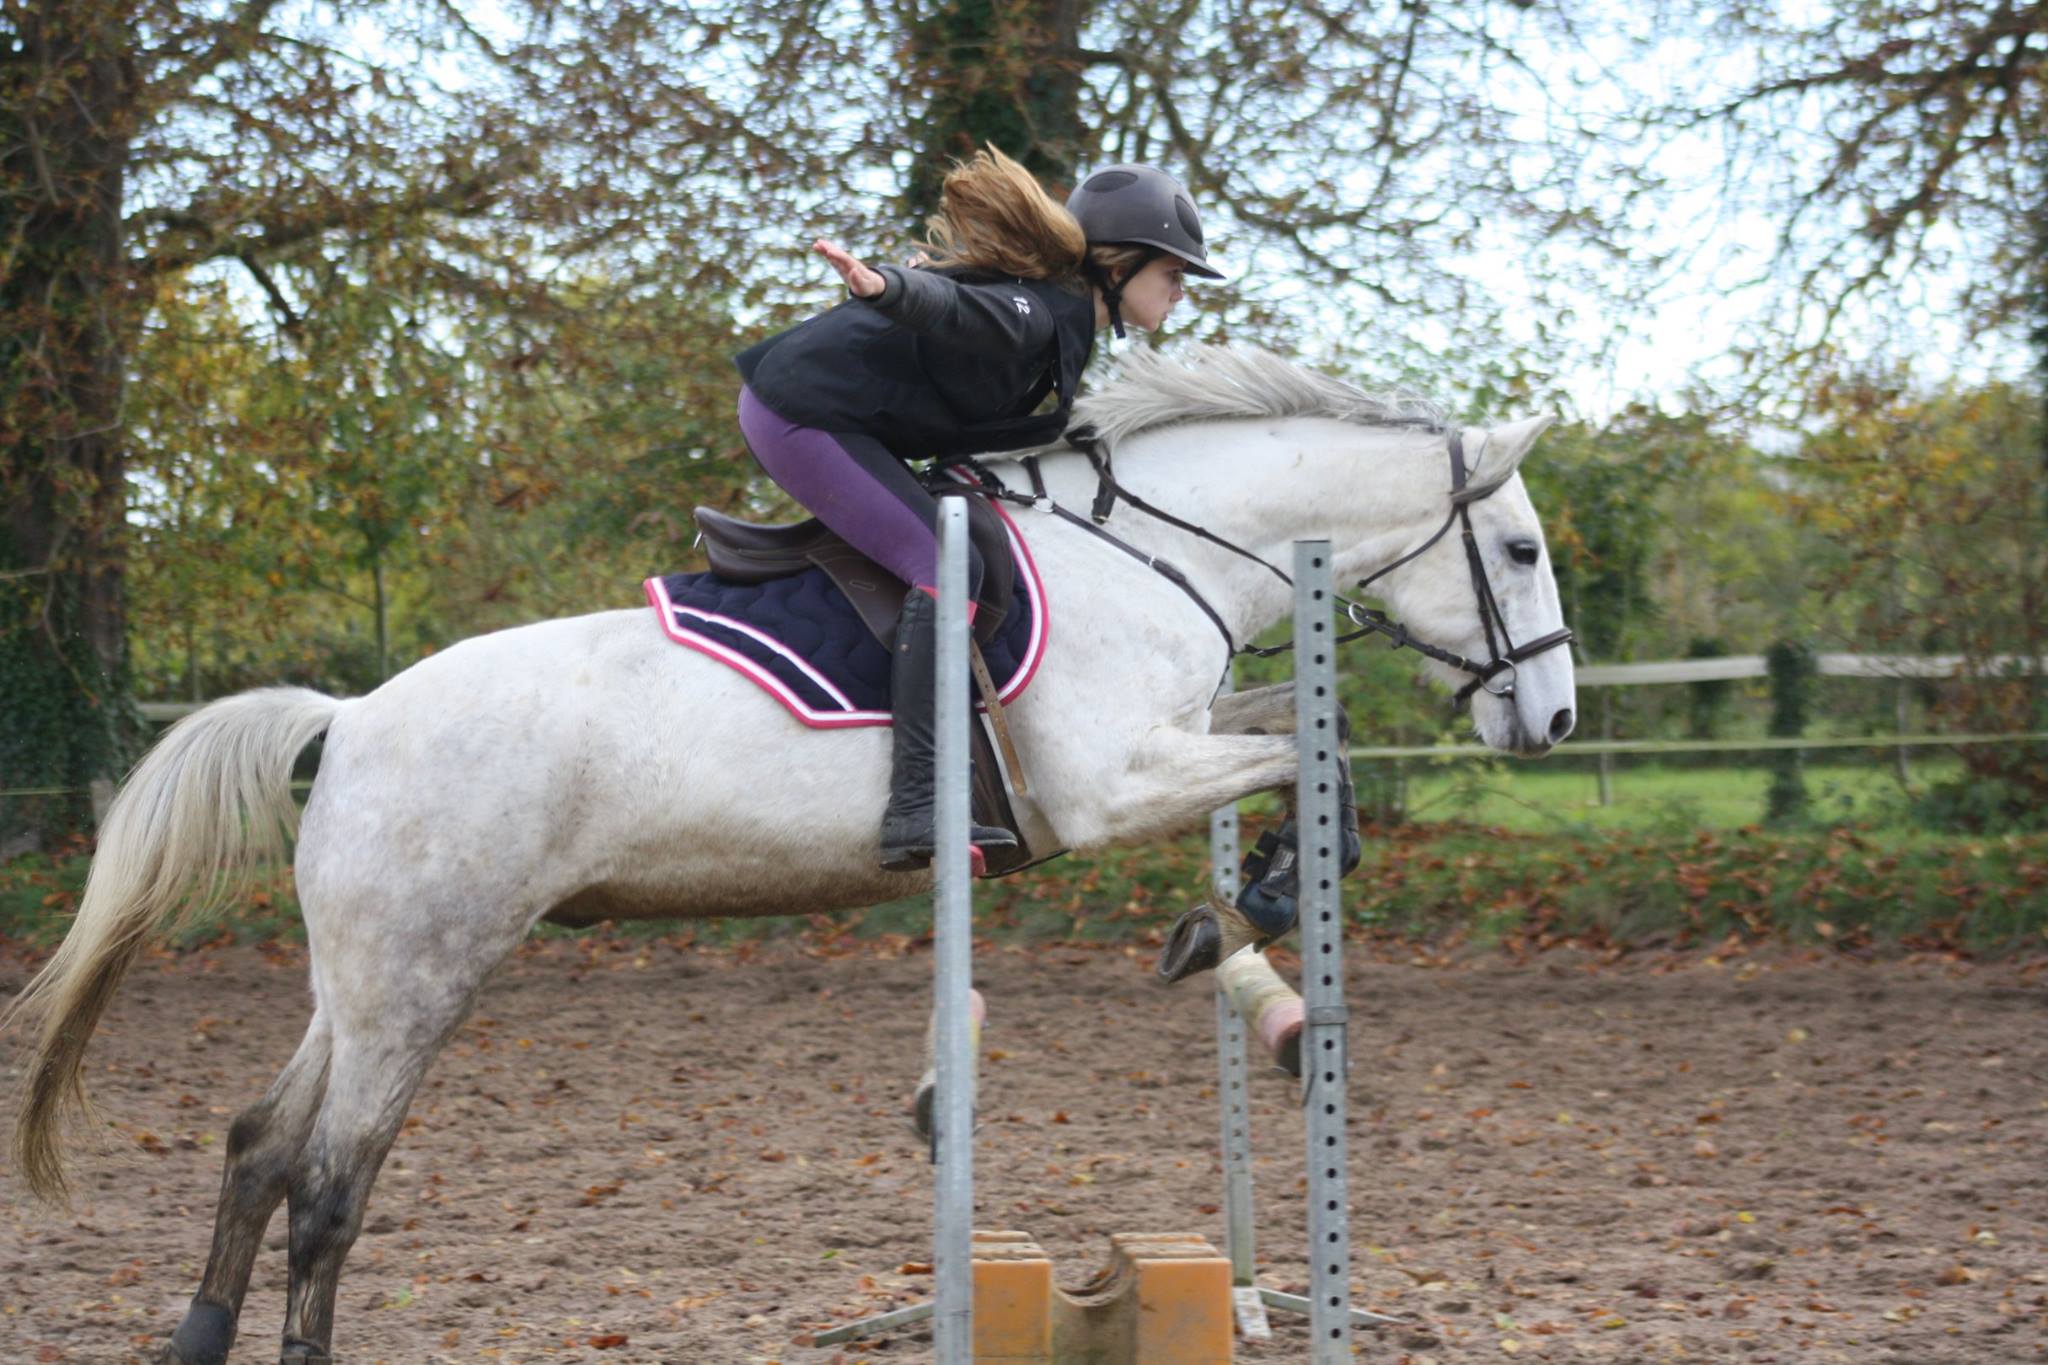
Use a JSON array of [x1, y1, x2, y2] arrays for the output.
[[859, 264, 1057, 356]]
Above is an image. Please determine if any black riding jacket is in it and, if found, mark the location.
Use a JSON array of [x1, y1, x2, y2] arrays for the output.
[[733, 264, 1098, 460]]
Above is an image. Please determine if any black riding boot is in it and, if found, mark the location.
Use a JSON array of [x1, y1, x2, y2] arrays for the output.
[[878, 591, 1019, 872]]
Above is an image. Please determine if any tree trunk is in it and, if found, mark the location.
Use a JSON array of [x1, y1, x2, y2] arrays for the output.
[[0, 0, 143, 849], [904, 0, 1089, 224], [372, 547, 389, 682]]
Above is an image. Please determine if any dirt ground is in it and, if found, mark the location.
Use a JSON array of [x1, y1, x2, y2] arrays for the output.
[[2, 932, 2044, 1365]]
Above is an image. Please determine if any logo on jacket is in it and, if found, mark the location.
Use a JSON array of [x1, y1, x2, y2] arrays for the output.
[[1012, 296, 1031, 315]]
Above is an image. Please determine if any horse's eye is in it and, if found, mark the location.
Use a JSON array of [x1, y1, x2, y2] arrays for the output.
[[1507, 539, 1539, 566]]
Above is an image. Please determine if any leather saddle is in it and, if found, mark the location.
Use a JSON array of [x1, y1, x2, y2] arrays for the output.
[[693, 497, 1017, 648], [690, 496, 1043, 880]]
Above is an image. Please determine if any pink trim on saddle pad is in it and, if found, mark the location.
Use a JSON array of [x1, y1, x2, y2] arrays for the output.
[[643, 576, 891, 727], [644, 496, 1048, 730]]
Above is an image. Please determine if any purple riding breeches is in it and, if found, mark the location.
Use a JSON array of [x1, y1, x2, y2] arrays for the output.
[[736, 385, 981, 596]]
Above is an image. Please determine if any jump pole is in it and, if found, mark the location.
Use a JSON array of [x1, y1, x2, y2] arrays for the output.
[[1211, 540, 1402, 1354], [1207, 702, 1273, 1343], [821, 503, 1239, 1361], [1294, 539, 1354, 1361], [812, 500, 976, 1357], [932, 496, 977, 1363]]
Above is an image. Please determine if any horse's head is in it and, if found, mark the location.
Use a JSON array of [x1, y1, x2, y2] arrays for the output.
[[1361, 415, 1578, 758], [1055, 343, 1577, 754]]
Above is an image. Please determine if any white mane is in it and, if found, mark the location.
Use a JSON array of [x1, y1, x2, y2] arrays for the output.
[[1067, 344, 1448, 449]]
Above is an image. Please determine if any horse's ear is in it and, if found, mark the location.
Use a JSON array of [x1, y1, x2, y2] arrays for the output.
[[1468, 415, 1555, 481]]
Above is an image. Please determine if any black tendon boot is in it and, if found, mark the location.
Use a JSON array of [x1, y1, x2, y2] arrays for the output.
[[878, 592, 1019, 871], [1237, 744, 1365, 935], [1156, 714, 1365, 985]]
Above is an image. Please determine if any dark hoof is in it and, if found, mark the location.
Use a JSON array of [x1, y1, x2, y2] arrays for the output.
[[280, 1339, 333, 1364], [1157, 905, 1223, 984], [913, 1086, 977, 1164], [1273, 1028, 1302, 1079], [164, 1298, 236, 1365]]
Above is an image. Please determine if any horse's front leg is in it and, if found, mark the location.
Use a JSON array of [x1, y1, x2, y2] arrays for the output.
[[1215, 677, 1362, 908], [1208, 679, 1299, 736], [1072, 728, 1300, 847], [1156, 683, 1363, 984]]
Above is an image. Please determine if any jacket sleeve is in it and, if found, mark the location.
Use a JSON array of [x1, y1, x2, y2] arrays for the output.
[[862, 265, 1057, 355]]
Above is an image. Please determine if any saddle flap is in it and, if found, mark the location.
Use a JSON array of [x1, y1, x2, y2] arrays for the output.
[[805, 542, 904, 646]]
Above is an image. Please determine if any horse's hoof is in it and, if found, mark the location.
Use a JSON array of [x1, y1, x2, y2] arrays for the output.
[[1273, 1029, 1302, 1079], [1158, 905, 1223, 983], [163, 1297, 236, 1365], [279, 1339, 333, 1364]]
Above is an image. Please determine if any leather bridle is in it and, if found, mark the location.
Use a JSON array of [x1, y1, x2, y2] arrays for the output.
[[1329, 429, 1576, 706], [942, 424, 1575, 709]]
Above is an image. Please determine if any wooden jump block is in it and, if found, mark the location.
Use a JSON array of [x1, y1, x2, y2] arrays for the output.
[[971, 1229, 1233, 1363], [972, 1230, 1055, 1362]]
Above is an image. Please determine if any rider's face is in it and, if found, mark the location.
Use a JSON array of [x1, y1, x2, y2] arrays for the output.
[[1117, 257, 1189, 332]]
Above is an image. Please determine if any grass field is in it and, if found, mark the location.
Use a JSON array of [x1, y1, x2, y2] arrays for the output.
[[1379, 755, 1960, 834]]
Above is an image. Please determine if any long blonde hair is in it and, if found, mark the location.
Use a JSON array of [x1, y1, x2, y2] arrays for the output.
[[920, 146, 1089, 282]]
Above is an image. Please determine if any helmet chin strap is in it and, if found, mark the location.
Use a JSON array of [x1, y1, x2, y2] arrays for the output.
[[1087, 248, 1161, 339]]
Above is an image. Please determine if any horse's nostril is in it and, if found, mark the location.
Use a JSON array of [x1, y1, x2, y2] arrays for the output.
[[1549, 708, 1575, 743]]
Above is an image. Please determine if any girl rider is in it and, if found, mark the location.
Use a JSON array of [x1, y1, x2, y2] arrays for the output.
[[732, 147, 1223, 872]]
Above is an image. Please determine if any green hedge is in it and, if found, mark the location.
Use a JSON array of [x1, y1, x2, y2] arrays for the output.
[[6, 823, 2044, 957], [1339, 823, 2048, 955]]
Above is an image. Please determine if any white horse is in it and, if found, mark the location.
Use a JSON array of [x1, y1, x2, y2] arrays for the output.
[[4, 344, 1576, 1365]]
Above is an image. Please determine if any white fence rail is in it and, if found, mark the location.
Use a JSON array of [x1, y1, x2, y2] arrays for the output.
[[1578, 653, 2048, 686], [1351, 732, 2048, 761]]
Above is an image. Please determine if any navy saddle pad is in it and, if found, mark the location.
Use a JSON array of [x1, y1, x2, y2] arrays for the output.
[[642, 513, 1046, 729]]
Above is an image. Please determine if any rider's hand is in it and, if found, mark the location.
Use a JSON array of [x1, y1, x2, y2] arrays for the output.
[[814, 239, 886, 299]]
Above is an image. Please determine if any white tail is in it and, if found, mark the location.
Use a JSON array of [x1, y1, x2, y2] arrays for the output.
[[3, 686, 341, 1200]]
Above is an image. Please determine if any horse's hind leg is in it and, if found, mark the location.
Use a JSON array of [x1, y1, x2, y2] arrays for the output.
[[272, 910, 523, 1363], [163, 1015, 332, 1365], [909, 988, 985, 1154], [269, 1006, 471, 1363]]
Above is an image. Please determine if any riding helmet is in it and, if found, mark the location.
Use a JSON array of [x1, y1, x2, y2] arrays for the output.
[[1065, 164, 1226, 280]]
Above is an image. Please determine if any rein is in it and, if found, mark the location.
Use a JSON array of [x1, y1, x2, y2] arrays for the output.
[[938, 452, 1244, 656], [938, 422, 1574, 708]]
